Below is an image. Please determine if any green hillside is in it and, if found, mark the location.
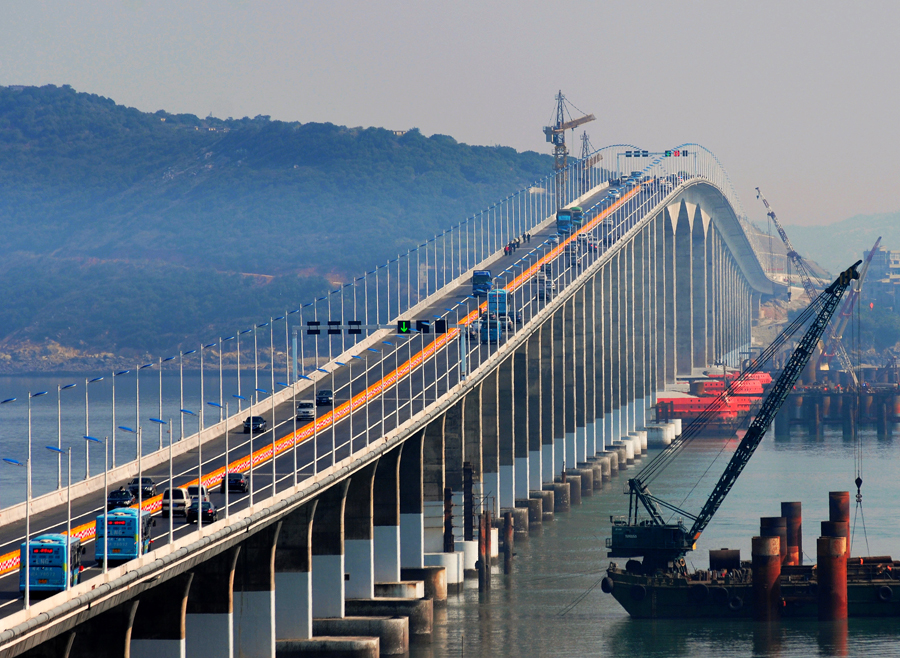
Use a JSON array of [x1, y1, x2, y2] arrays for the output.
[[0, 84, 552, 366]]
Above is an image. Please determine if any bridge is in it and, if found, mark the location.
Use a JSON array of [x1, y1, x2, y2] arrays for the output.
[[0, 144, 778, 657]]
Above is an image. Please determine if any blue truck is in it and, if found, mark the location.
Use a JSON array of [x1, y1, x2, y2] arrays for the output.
[[472, 270, 493, 298]]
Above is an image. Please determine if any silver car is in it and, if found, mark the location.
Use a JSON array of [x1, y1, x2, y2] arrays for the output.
[[296, 400, 315, 421]]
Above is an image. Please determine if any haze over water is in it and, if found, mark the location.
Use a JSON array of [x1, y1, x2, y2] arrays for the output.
[[414, 430, 900, 658]]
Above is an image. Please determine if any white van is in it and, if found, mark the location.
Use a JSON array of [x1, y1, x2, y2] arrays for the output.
[[187, 485, 210, 503], [162, 487, 189, 517], [296, 400, 315, 421]]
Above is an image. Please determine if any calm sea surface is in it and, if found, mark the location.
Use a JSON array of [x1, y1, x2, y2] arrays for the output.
[[412, 428, 900, 658]]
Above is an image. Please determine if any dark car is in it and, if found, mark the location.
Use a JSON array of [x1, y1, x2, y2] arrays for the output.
[[127, 477, 157, 498], [185, 500, 218, 525], [243, 416, 267, 433], [107, 488, 137, 511], [220, 472, 249, 494], [315, 389, 334, 406]]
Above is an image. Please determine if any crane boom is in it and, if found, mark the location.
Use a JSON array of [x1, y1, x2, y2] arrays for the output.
[[608, 261, 861, 572], [756, 187, 859, 386]]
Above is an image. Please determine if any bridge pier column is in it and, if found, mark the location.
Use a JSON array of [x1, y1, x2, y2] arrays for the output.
[[68, 599, 138, 658], [234, 522, 281, 658], [646, 218, 659, 412], [609, 254, 622, 443], [514, 345, 530, 500], [553, 306, 567, 473], [462, 390, 483, 509], [131, 573, 193, 658], [481, 370, 500, 514], [662, 206, 676, 385], [312, 481, 350, 618], [591, 269, 606, 451], [498, 356, 516, 509], [675, 200, 694, 377], [186, 546, 241, 657], [573, 286, 587, 463], [345, 462, 378, 600], [633, 226, 648, 429], [622, 240, 636, 433], [706, 228, 717, 367], [692, 208, 709, 370], [274, 502, 317, 641], [540, 318, 556, 483], [602, 261, 614, 450], [400, 430, 425, 568], [584, 276, 597, 456], [526, 328, 543, 486], [423, 416, 447, 553], [373, 445, 403, 583]]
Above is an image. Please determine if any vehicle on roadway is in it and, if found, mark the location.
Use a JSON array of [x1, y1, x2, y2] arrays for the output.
[[127, 477, 157, 498], [186, 500, 219, 525], [296, 400, 315, 421], [556, 209, 573, 235], [536, 279, 556, 301], [187, 485, 210, 503], [480, 316, 511, 344], [244, 416, 267, 433], [19, 534, 83, 594], [547, 234, 561, 246], [316, 389, 334, 406], [106, 488, 136, 511], [571, 206, 584, 231], [162, 487, 189, 517], [471, 270, 493, 298], [220, 472, 249, 494], [95, 508, 153, 566]]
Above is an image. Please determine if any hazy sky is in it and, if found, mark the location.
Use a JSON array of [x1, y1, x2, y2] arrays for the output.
[[2, 0, 897, 227]]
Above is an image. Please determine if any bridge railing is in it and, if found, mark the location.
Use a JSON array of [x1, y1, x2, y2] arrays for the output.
[[0, 143, 765, 509]]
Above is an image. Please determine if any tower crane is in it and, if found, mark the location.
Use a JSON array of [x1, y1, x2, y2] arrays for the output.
[[606, 262, 861, 574], [817, 236, 881, 373], [756, 187, 859, 386], [543, 91, 595, 209]]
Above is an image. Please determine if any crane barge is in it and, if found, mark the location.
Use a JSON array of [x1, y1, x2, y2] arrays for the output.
[[600, 261, 900, 618]]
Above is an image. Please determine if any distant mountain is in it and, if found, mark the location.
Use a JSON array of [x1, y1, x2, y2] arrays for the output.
[[0, 85, 553, 368], [785, 213, 899, 275]]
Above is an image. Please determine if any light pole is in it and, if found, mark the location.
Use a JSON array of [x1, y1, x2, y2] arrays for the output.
[[208, 401, 230, 516], [254, 388, 266, 498], [351, 355, 365, 448], [2, 457, 29, 608], [160, 356, 176, 450], [136, 363, 153, 458], [83, 435, 107, 574], [118, 426, 143, 532], [56, 384, 76, 489], [111, 370, 130, 468], [219, 336, 235, 422], [180, 408, 200, 533], [179, 349, 196, 442], [84, 377, 103, 478], [149, 418, 171, 544], [45, 446, 71, 589], [276, 382, 296, 488], [233, 394, 251, 504], [200, 343, 216, 431]]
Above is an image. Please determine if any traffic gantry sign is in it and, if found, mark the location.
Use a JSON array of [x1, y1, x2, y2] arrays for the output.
[[348, 320, 362, 335], [664, 149, 690, 157], [397, 320, 412, 334], [434, 319, 447, 334], [416, 320, 431, 334], [306, 321, 321, 335]]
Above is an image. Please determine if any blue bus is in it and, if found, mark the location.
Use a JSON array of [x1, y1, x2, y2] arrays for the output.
[[556, 209, 573, 235], [96, 508, 153, 565], [472, 270, 493, 297], [487, 289, 508, 316], [20, 534, 82, 594], [571, 206, 584, 231]]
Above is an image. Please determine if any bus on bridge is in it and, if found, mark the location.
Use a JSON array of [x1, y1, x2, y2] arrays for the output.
[[20, 534, 83, 594], [95, 508, 153, 566], [556, 208, 573, 234]]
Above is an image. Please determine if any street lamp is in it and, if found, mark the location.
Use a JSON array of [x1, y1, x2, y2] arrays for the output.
[[180, 350, 197, 442], [149, 418, 171, 545], [160, 356, 176, 450], [84, 377, 103, 478], [136, 363, 153, 458], [83, 435, 107, 573], [2, 456, 29, 608], [118, 425, 143, 524], [45, 446, 71, 590], [111, 370, 130, 467], [200, 342, 216, 431], [55, 384, 76, 489], [208, 402, 230, 516], [180, 408, 201, 534], [350, 356, 365, 448], [253, 389, 266, 501], [276, 382, 296, 487]]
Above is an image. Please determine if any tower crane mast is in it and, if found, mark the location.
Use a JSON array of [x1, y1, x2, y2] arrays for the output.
[[544, 91, 594, 209]]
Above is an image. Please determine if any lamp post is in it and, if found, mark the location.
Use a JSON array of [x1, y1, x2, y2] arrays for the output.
[[83, 436, 107, 573], [56, 384, 76, 489], [2, 457, 29, 608], [276, 382, 296, 488], [111, 370, 130, 468], [253, 388, 266, 500], [136, 363, 153, 458], [219, 336, 235, 422], [118, 426, 143, 538], [237, 328, 253, 413], [149, 418, 171, 545], [160, 356, 176, 450], [200, 343, 216, 431], [179, 350, 197, 442], [350, 355, 365, 448], [180, 408, 201, 533], [233, 394, 250, 504], [84, 377, 103, 478], [208, 402, 230, 517], [45, 446, 71, 589]]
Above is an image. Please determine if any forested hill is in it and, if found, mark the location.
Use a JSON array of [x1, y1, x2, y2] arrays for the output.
[[0, 84, 552, 369]]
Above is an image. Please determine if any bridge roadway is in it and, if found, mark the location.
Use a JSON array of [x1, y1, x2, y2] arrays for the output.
[[0, 179, 646, 618]]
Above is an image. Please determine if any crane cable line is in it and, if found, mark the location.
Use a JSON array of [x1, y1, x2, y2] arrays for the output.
[[851, 280, 870, 556]]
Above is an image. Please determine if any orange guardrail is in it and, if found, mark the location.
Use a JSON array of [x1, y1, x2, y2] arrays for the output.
[[0, 185, 640, 576]]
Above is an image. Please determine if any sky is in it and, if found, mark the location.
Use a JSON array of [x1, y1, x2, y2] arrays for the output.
[[1, 0, 898, 228]]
